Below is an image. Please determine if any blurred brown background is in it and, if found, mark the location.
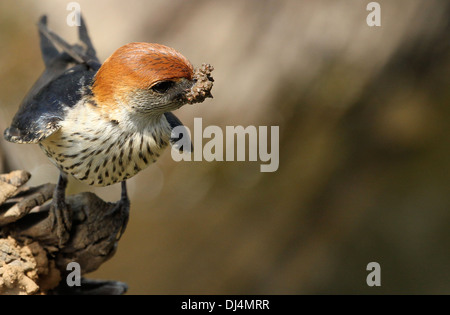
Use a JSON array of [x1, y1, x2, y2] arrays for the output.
[[0, 0, 449, 294]]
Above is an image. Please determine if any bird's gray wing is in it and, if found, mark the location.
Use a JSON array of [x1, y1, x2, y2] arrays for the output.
[[4, 15, 100, 144], [164, 112, 193, 153]]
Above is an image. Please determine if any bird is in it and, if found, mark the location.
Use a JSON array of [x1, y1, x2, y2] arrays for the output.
[[4, 15, 213, 246]]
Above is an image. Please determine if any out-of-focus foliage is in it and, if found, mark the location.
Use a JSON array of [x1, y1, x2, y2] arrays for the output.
[[0, 0, 449, 294]]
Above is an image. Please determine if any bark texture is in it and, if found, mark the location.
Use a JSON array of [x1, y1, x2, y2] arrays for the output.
[[0, 170, 127, 295]]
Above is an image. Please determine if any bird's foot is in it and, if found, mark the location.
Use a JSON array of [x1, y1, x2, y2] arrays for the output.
[[50, 195, 72, 247], [107, 181, 130, 240], [50, 173, 72, 247], [109, 195, 129, 241]]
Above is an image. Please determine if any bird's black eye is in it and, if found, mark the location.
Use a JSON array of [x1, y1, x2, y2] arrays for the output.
[[151, 81, 175, 93]]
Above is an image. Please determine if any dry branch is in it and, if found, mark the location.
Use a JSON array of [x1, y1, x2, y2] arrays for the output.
[[0, 170, 127, 295]]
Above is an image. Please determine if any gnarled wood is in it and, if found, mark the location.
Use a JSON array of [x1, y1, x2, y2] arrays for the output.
[[0, 170, 128, 295]]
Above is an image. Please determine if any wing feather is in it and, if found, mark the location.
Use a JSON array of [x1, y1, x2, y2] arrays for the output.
[[4, 15, 100, 144], [164, 112, 193, 153]]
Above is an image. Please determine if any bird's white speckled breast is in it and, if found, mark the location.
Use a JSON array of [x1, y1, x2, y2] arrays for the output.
[[39, 102, 171, 186]]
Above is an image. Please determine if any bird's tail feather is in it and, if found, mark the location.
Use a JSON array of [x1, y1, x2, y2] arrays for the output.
[[38, 14, 100, 67], [19, 15, 100, 108], [38, 16, 60, 67]]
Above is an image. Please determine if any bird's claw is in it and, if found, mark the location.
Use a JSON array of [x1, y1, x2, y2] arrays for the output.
[[50, 198, 72, 247]]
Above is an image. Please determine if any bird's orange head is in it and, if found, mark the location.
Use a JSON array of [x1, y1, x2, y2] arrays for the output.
[[92, 42, 194, 116]]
